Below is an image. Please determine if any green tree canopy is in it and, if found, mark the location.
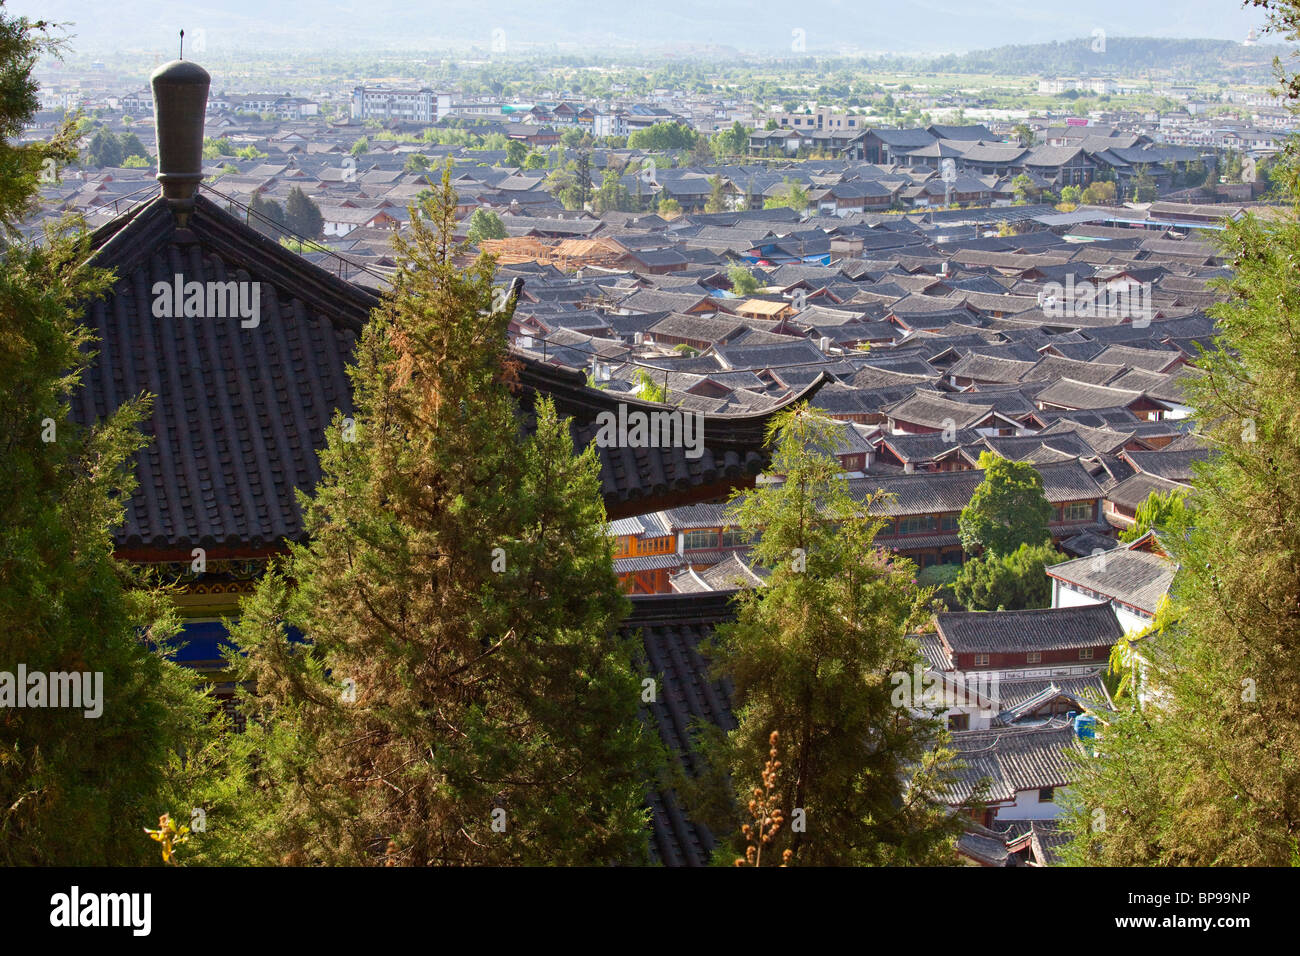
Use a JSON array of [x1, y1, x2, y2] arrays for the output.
[[1118, 488, 1190, 544], [226, 162, 660, 866], [697, 406, 964, 866], [627, 121, 697, 151], [1, 8, 223, 865], [957, 452, 1054, 557], [728, 264, 761, 295], [284, 186, 324, 239], [466, 206, 507, 243], [953, 540, 1064, 611]]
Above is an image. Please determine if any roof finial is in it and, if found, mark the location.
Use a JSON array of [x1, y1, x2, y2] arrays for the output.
[[179, 29, 184, 60]]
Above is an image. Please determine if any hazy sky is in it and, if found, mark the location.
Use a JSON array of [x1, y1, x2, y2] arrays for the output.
[[19, 0, 1277, 56]]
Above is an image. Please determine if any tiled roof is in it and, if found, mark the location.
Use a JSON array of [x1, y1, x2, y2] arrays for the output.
[[622, 592, 738, 867], [74, 194, 833, 553], [935, 603, 1123, 656], [1047, 545, 1178, 615], [848, 459, 1104, 516], [946, 722, 1082, 804], [75, 194, 367, 553]]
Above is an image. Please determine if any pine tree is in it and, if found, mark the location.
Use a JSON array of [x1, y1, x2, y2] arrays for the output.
[[1061, 135, 1300, 867], [247, 192, 288, 237], [0, 10, 224, 865], [284, 186, 323, 239], [699, 406, 964, 866], [228, 162, 660, 866]]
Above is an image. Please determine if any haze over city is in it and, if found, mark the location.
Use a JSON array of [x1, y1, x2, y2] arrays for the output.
[[18, 0, 1276, 54]]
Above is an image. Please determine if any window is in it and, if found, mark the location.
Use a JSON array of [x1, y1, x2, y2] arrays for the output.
[[939, 514, 959, 532], [719, 529, 749, 549], [974, 653, 990, 667], [1038, 787, 1056, 802], [682, 530, 718, 551], [1079, 648, 1095, 660], [1062, 501, 1094, 522], [1026, 651, 1041, 664], [948, 713, 969, 731], [898, 515, 937, 536]]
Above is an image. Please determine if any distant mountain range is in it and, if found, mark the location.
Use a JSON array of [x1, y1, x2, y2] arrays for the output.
[[893, 36, 1291, 78], [21, 0, 1276, 55]]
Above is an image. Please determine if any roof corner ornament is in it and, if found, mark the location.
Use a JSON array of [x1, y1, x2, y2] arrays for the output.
[[178, 29, 185, 61]]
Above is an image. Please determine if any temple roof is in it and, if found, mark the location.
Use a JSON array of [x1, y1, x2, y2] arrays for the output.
[[73, 192, 827, 555], [622, 591, 737, 867]]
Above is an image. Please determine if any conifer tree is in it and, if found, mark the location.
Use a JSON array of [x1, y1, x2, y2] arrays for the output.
[[700, 406, 963, 866], [1062, 119, 1300, 867], [284, 186, 324, 239], [0, 8, 223, 865], [228, 162, 660, 866]]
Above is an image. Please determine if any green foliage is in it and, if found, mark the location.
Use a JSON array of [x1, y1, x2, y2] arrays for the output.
[[466, 206, 507, 243], [201, 137, 234, 159], [763, 178, 808, 212], [1, 10, 224, 864], [1011, 173, 1037, 202], [634, 368, 668, 403], [1131, 164, 1157, 203], [85, 127, 127, 167], [1062, 131, 1300, 866], [627, 121, 696, 152], [1119, 489, 1189, 544], [1081, 180, 1116, 204], [226, 162, 660, 865], [247, 192, 288, 237], [695, 406, 964, 866], [505, 138, 528, 169], [235, 145, 267, 160], [705, 174, 728, 213], [657, 197, 682, 217], [953, 541, 1063, 611], [594, 167, 634, 213], [728, 265, 761, 295], [958, 453, 1054, 557], [916, 563, 961, 610], [545, 163, 586, 211], [349, 136, 369, 157], [284, 186, 324, 239], [1059, 184, 1082, 205], [712, 121, 750, 160], [560, 127, 591, 149], [278, 236, 328, 253]]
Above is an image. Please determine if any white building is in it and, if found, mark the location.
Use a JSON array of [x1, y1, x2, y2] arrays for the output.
[[350, 87, 450, 124]]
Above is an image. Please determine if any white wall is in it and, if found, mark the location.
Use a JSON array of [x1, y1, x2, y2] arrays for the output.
[[1053, 580, 1150, 635], [996, 787, 1065, 822]]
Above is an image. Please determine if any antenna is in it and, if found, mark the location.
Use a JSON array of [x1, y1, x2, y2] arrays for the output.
[[179, 30, 185, 60]]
